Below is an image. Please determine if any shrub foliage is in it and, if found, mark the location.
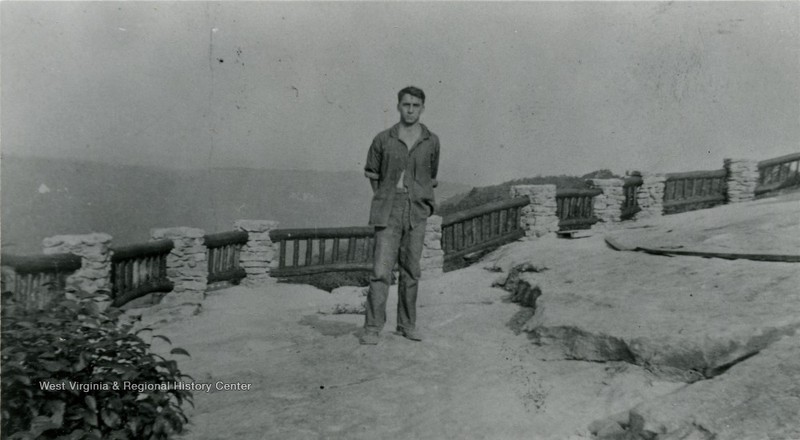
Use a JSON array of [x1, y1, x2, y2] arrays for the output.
[[1, 290, 192, 439]]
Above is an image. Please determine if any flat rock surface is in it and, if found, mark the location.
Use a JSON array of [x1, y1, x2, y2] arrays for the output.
[[143, 276, 678, 440], [607, 191, 800, 255], [134, 191, 800, 439]]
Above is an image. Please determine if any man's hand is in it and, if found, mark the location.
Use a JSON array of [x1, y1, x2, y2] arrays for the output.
[[370, 179, 379, 193]]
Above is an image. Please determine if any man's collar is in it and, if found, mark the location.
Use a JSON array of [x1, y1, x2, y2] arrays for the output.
[[389, 123, 431, 140]]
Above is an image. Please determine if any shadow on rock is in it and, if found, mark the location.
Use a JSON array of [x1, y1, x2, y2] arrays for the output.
[[299, 315, 359, 337]]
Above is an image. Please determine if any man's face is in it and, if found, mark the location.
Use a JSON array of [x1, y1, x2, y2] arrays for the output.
[[397, 94, 424, 125]]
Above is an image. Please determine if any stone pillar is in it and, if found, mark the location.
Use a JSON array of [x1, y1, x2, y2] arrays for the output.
[[42, 233, 112, 296], [511, 185, 559, 238], [724, 159, 759, 203], [150, 227, 207, 305], [421, 215, 444, 279], [234, 220, 279, 285], [636, 173, 666, 219], [590, 178, 625, 228]]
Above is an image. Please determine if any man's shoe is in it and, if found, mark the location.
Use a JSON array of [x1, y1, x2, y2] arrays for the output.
[[398, 328, 422, 342], [359, 331, 379, 345]]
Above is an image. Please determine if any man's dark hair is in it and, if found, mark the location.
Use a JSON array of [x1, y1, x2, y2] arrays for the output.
[[397, 86, 425, 104]]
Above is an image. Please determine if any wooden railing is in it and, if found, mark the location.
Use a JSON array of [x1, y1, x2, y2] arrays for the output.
[[663, 169, 727, 214], [556, 188, 602, 230], [756, 152, 800, 196], [621, 173, 643, 221], [1, 253, 82, 310], [205, 230, 248, 284], [110, 240, 174, 307], [269, 226, 376, 277], [442, 196, 529, 271]]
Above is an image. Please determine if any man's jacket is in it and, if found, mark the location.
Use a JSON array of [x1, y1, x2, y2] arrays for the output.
[[364, 123, 440, 227]]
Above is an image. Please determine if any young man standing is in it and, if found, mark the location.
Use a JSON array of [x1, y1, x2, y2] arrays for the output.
[[360, 86, 440, 345]]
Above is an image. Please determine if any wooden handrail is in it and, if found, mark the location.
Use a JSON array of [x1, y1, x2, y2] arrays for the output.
[[624, 176, 643, 186], [556, 188, 603, 198], [111, 239, 174, 262], [758, 152, 800, 169], [204, 230, 248, 248], [1, 253, 82, 274], [663, 193, 726, 208], [442, 196, 529, 227], [665, 169, 727, 180], [270, 226, 375, 242]]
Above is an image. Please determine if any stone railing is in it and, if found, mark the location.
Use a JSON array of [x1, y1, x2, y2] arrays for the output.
[[2, 153, 796, 310]]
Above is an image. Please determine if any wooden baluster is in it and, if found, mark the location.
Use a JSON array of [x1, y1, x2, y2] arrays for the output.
[[332, 238, 340, 263], [569, 197, 575, 220], [211, 248, 218, 275], [279, 240, 287, 268], [470, 218, 476, 246], [447, 225, 455, 251], [126, 260, 134, 293], [305, 239, 312, 266], [319, 239, 326, 265], [292, 240, 300, 267], [132, 258, 139, 288], [347, 237, 356, 262], [117, 261, 124, 293]]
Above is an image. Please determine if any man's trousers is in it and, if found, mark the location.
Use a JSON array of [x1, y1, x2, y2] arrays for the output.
[[364, 192, 426, 334]]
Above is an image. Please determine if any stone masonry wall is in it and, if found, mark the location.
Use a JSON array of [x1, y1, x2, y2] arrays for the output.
[[590, 178, 625, 228], [511, 184, 559, 238], [151, 227, 207, 305], [421, 215, 444, 279], [234, 220, 279, 285], [725, 159, 760, 203], [636, 173, 666, 219], [42, 233, 112, 296]]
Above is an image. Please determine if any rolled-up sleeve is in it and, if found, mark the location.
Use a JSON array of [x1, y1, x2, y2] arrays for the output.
[[431, 137, 440, 187], [364, 137, 381, 180]]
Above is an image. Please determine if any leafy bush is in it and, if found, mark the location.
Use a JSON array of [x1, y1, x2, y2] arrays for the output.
[[1, 290, 192, 439], [438, 171, 622, 216]]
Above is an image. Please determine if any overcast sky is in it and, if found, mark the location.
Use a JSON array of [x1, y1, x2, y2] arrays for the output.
[[2, 1, 798, 186]]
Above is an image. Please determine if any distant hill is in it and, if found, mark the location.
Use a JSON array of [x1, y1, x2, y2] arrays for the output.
[[438, 169, 621, 216], [0, 156, 470, 253]]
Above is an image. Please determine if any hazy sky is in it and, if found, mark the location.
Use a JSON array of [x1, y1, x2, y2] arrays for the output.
[[2, 1, 798, 186]]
